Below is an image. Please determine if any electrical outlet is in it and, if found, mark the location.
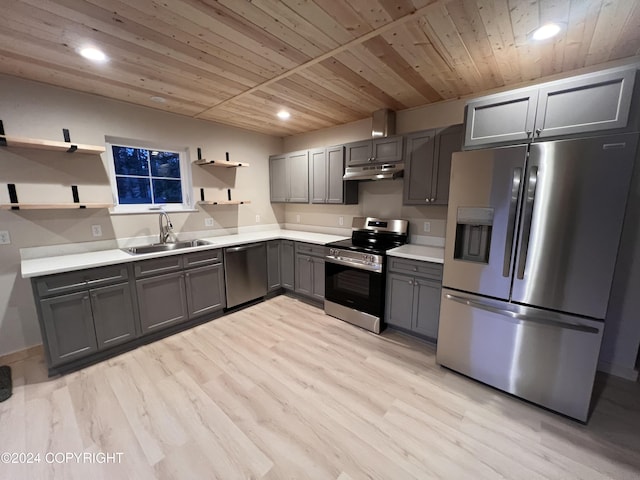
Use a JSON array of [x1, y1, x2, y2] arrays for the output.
[[91, 225, 103, 237], [338, 216, 344, 226], [423, 222, 431, 233], [255, 214, 261, 223], [296, 214, 300, 223], [0, 230, 10, 245], [205, 218, 214, 227]]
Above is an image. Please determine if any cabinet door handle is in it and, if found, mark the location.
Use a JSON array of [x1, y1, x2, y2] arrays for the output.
[[408, 280, 413, 285], [425, 198, 430, 203], [185, 272, 190, 278], [535, 128, 542, 136], [413, 267, 417, 272], [430, 197, 435, 202], [526, 130, 532, 137]]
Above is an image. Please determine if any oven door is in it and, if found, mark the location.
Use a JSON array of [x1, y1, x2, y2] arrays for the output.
[[324, 259, 384, 319]]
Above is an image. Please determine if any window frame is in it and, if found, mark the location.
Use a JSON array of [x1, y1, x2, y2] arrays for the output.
[[106, 137, 193, 214]]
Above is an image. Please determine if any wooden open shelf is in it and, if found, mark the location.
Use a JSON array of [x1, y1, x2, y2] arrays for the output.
[[197, 200, 251, 206], [0, 203, 113, 210], [0, 135, 105, 154], [194, 159, 249, 168]]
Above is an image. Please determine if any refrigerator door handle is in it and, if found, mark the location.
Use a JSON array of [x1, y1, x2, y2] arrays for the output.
[[503, 167, 522, 277], [444, 294, 600, 334], [516, 166, 538, 280]]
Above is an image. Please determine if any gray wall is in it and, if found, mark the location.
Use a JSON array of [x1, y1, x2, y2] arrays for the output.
[[0, 74, 283, 357]]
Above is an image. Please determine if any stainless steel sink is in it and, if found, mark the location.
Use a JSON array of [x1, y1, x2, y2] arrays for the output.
[[122, 239, 212, 255]]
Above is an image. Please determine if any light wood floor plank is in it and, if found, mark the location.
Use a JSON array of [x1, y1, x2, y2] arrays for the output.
[[1, 296, 639, 479]]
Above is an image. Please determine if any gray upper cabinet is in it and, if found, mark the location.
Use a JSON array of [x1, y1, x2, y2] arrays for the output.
[[404, 125, 462, 205], [464, 88, 538, 148], [288, 150, 309, 203], [310, 145, 357, 205], [404, 129, 436, 205], [345, 135, 403, 166], [464, 66, 637, 148], [269, 150, 309, 203], [534, 68, 636, 139], [269, 154, 288, 202], [310, 148, 327, 203], [345, 140, 371, 166]]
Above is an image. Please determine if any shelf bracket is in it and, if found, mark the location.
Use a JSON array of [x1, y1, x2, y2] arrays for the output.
[[227, 189, 232, 201], [0, 120, 6, 147], [7, 184, 19, 210], [225, 151, 229, 162], [62, 128, 78, 153], [197, 147, 203, 161], [71, 185, 85, 208], [200, 188, 205, 201]]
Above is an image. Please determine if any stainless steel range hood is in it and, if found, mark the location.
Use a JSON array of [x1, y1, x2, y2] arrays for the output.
[[343, 163, 404, 181], [344, 109, 404, 181]]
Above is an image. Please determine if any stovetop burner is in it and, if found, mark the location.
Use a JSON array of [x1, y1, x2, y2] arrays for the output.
[[326, 217, 409, 255]]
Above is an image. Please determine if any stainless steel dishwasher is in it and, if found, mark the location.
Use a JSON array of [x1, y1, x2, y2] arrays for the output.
[[223, 242, 268, 308]]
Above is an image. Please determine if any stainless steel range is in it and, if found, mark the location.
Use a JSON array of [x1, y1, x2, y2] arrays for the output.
[[325, 217, 408, 333]]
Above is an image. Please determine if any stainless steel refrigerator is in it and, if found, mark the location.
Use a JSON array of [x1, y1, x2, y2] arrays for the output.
[[437, 132, 638, 422]]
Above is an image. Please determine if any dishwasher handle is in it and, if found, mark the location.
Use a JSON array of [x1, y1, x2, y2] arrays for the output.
[[225, 243, 264, 253]]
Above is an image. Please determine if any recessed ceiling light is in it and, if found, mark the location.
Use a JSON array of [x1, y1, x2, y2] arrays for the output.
[[532, 23, 562, 41], [150, 96, 167, 103], [79, 47, 108, 63], [277, 110, 291, 120]]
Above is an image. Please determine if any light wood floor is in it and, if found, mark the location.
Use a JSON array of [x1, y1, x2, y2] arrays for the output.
[[1, 295, 639, 479]]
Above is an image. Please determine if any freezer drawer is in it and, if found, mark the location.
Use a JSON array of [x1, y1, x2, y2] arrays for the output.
[[436, 288, 604, 422]]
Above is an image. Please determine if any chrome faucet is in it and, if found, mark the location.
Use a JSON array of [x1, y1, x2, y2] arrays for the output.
[[158, 211, 174, 244]]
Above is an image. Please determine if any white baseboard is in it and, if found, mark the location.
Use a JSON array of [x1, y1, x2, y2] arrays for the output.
[[597, 360, 639, 381]]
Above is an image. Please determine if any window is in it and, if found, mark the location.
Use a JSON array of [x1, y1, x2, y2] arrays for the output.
[[106, 138, 192, 213]]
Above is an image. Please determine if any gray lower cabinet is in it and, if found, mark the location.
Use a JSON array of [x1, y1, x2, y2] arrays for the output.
[[464, 66, 636, 148], [35, 265, 138, 367], [91, 282, 137, 349], [269, 150, 309, 203], [136, 250, 224, 332], [185, 263, 225, 317], [294, 242, 326, 301], [281, 240, 295, 290], [385, 258, 443, 339], [40, 291, 98, 366], [267, 240, 282, 292], [136, 270, 189, 332]]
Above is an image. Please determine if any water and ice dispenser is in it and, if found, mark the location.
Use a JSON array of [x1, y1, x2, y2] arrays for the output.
[[453, 207, 494, 264]]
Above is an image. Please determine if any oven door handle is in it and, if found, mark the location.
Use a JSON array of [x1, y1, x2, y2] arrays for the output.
[[325, 255, 382, 273]]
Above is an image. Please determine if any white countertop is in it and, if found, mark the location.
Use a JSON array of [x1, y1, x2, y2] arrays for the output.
[[387, 244, 445, 264], [21, 229, 349, 278]]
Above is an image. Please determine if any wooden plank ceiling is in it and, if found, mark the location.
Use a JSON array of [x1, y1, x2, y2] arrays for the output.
[[1, 0, 639, 137]]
